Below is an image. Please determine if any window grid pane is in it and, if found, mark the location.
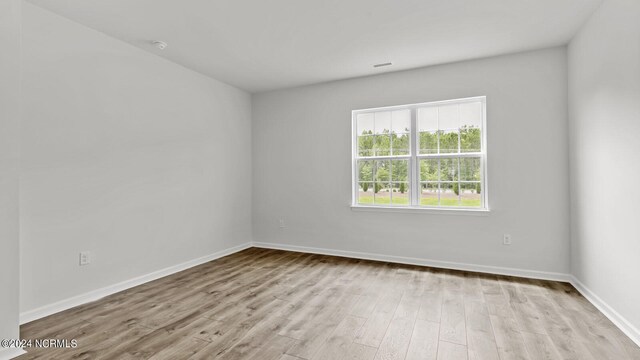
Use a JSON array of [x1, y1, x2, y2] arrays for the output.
[[354, 97, 485, 209], [417, 157, 482, 208], [357, 182, 373, 204]]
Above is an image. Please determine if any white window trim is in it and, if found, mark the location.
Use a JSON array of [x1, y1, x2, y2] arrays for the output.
[[351, 96, 489, 212]]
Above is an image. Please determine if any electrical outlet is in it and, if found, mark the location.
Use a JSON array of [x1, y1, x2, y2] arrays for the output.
[[503, 234, 512, 245], [278, 219, 285, 228], [79, 251, 91, 265]]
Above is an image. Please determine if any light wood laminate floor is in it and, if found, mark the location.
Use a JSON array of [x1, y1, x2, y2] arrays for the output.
[[18, 248, 640, 359]]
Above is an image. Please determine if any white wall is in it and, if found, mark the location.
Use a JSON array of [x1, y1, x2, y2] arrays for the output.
[[20, 3, 252, 313], [569, 0, 640, 339], [252, 47, 571, 276], [0, 0, 22, 357]]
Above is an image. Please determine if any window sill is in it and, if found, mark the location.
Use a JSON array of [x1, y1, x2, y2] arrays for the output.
[[350, 204, 490, 216]]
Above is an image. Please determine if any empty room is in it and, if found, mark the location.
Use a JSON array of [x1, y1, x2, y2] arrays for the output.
[[1, 0, 639, 359]]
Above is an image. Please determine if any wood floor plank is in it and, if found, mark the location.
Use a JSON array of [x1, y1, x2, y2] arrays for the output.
[[123, 313, 217, 359], [437, 341, 468, 360], [351, 293, 380, 318], [417, 290, 443, 323], [16, 248, 640, 360], [521, 331, 563, 360], [146, 337, 210, 360], [311, 315, 367, 360], [345, 343, 378, 360], [275, 260, 350, 322], [405, 319, 439, 360], [374, 317, 415, 360], [279, 355, 303, 360], [462, 273, 484, 302], [354, 291, 403, 348], [393, 293, 422, 321], [188, 298, 291, 359], [500, 280, 548, 335], [17, 321, 99, 360], [349, 263, 399, 319], [372, 289, 422, 360], [422, 269, 445, 292], [246, 335, 298, 360], [216, 316, 292, 360], [442, 271, 464, 293], [542, 319, 599, 360], [464, 300, 499, 360], [69, 324, 154, 360], [279, 285, 357, 342], [553, 306, 634, 360], [406, 267, 429, 295], [439, 291, 466, 345], [522, 292, 597, 360], [489, 315, 530, 360], [284, 295, 358, 358]]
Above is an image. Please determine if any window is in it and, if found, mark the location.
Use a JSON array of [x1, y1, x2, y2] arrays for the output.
[[352, 96, 487, 210]]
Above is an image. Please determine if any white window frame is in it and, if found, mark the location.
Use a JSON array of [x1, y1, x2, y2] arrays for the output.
[[351, 96, 489, 212]]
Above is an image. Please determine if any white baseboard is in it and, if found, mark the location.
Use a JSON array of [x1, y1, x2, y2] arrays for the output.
[[19, 242, 252, 325], [0, 347, 26, 360], [251, 241, 572, 282], [570, 276, 640, 347]]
